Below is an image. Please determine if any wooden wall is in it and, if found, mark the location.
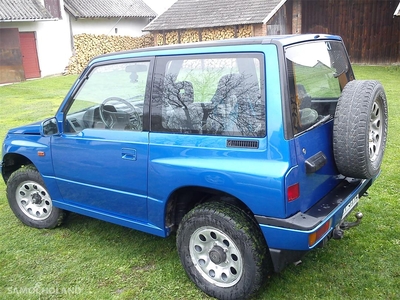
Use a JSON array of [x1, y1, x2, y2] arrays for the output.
[[267, 3, 292, 35], [301, 0, 400, 64]]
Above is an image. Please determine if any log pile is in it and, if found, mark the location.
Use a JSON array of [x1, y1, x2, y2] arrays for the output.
[[65, 33, 154, 75], [155, 25, 254, 46], [165, 31, 179, 45], [180, 30, 200, 43], [237, 25, 253, 38], [65, 25, 256, 74], [156, 33, 164, 46], [201, 26, 235, 41]]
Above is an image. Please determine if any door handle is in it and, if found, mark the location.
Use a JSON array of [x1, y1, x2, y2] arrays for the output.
[[305, 151, 326, 173], [122, 148, 137, 161]]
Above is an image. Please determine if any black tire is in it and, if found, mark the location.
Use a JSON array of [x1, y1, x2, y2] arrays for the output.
[[176, 201, 271, 300], [333, 80, 388, 179], [6, 165, 65, 229]]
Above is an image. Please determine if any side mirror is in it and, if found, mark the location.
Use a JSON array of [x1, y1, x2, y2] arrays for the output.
[[41, 117, 59, 136]]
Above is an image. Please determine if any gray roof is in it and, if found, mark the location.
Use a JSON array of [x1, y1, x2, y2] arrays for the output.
[[144, 0, 284, 31], [0, 0, 53, 21], [65, 0, 156, 19]]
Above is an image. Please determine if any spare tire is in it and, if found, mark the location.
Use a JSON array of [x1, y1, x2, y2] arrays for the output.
[[333, 80, 388, 179]]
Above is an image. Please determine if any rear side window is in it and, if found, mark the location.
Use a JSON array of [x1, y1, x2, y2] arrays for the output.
[[285, 41, 354, 135], [151, 53, 266, 137]]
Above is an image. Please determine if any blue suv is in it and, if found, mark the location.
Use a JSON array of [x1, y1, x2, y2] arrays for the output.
[[1, 34, 388, 299]]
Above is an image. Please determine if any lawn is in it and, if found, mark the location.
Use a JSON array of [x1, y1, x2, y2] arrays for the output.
[[0, 66, 399, 300]]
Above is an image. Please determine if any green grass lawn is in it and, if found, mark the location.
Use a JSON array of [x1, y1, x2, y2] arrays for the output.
[[0, 66, 399, 299]]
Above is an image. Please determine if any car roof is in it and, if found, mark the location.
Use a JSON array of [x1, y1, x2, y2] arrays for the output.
[[90, 34, 342, 65]]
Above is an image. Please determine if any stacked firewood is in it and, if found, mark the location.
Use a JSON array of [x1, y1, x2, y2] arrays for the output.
[[156, 33, 164, 46], [201, 26, 235, 41], [180, 30, 200, 43], [65, 25, 255, 74], [237, 25, 253, 38], [155, 25, 255, 46], [65, 34, 154, 75], [165, 31, 179, 45]]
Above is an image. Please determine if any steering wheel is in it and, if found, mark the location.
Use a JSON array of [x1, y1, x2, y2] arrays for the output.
[[99, 97, 142, 130]]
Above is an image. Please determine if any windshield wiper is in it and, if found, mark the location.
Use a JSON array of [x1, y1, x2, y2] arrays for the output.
[[303, 115, 332, 133]]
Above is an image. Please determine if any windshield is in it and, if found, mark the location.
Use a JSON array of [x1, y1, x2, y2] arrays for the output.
[[285, 40, 354, 135]]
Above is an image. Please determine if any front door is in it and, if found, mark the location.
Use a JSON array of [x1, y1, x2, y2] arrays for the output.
[[51, 60, 151, 221]]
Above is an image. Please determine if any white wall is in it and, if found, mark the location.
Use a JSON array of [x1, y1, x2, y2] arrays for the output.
[[0, 3, 72, 77], [68, 17, 150, 37], [0, 0, 154, 79]]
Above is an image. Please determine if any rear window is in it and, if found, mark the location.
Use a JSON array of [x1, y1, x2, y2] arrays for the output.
[[151, 53, 266, 137], [285, 41, 354, 135]]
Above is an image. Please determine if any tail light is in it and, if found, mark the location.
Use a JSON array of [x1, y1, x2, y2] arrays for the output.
[[287, 183, 300, 202]]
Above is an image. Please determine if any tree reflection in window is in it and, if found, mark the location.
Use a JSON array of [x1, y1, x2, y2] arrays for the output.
[[152, 55, 266, 137]]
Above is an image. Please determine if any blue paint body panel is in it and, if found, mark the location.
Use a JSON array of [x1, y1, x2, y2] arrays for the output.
[[1, 34, 378, 268]]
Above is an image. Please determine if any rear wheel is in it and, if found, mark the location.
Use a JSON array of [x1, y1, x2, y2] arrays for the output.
[[176, 201, 271, 300], [333, 80, 388, 179], [6, 165, 65, 229]]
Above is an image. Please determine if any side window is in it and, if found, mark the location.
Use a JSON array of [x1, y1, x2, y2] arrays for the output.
[[151, 54, 265, 137], [64, 61, 150, 133]]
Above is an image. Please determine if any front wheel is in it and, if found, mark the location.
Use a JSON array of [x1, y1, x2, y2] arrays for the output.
[[6, 165, 65, 229], [176, 202, 271, 300]]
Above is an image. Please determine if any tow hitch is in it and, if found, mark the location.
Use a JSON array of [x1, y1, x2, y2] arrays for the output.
[[332, 212, 363, 239]]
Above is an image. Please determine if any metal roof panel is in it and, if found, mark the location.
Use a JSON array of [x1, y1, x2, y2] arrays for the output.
[[144, 0, 283, 31], [64, 0, 156, 18], [0, 0, 53, 21]]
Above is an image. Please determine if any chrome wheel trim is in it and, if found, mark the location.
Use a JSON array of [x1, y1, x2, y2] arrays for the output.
[[15, 180, 53, 221], [369, 98, 384, 162], [189, 226, 243, 287]]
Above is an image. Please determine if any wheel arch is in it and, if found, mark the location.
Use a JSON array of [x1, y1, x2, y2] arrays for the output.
[[1, 153, 35, 183], [165, 186, 256, 233], [6, 164, 66, 229]]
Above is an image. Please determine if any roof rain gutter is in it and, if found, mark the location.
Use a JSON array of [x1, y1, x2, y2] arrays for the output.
[[0, 18, 59, 22]]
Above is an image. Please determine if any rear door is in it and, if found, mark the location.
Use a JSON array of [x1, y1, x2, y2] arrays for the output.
[[284, 40, 355, 215]]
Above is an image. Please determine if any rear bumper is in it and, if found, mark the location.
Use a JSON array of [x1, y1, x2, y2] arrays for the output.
[[255, 177, 374, 272]]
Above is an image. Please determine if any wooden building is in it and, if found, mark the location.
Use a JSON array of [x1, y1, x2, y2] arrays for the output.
[[144, 0, 400, 64], [300, 0, 400, 64]]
